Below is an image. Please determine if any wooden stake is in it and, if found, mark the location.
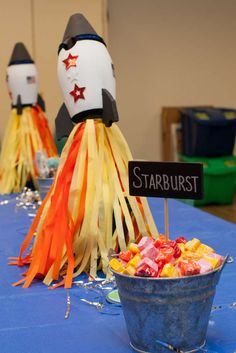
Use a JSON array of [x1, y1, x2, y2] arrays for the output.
[[164, 198, 169, 240]]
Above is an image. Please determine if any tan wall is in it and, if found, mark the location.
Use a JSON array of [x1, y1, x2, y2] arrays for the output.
[[108, 0, 236, 160], [1, 0, 236, 160], [0, 0, 107, 143], [0, 0, 32, 143]]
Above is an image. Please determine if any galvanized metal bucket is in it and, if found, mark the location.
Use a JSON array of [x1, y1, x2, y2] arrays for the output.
[[37, 177, 54, 200], [113, 262, 226, 353]]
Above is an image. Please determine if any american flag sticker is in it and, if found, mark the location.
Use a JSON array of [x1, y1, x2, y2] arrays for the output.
[[26, 76, 36, 84]]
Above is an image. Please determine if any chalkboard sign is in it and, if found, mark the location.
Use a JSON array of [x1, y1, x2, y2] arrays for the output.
[[129, 161, 203, 199]]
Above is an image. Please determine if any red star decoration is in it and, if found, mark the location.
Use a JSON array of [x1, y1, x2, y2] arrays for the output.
[[63, 53, 78, 70], [69, 84, 86, 102]]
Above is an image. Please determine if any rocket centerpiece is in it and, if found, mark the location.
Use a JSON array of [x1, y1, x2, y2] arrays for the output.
[[60, 14, 115, 110], [12, 14, 158, 289], [0, 42, 57, 194], [7, 42, 38, 110], [56, 14, 117, 138], [58, 37, 115, 119]]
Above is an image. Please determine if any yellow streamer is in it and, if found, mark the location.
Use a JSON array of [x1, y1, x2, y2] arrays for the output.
[[0, 106, 57, 194], [14, 119, 158, 287]]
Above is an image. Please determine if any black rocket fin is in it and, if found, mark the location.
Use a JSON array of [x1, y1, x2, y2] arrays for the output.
[[37, 94, 46, 112], [55, 103, 74, 139], [102, 89, 119, 127], [16, 95, 23, 115]]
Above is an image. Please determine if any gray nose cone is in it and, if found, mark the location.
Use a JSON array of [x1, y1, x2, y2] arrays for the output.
[[62, 13, 98, 42], [9, 42, 34, 66]]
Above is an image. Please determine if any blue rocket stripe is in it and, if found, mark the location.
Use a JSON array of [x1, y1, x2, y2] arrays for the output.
[[9, 59, 34, 66], [74, 34, 105, 44], [58, 33, 106, 53]]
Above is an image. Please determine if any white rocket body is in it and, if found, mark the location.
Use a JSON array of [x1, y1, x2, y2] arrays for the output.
[[7, 63, 38, 106], [57, 40, 116, 118]]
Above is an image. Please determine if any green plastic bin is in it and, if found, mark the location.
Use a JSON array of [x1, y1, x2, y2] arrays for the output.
[[180, 155, 236, 206]]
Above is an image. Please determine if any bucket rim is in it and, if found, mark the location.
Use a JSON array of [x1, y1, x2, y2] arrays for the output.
[[110, 255, 227, 282], [130, 340, 206, 353], [37, 177, 54, 181]]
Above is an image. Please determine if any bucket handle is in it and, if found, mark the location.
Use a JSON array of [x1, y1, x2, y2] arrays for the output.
[[226, 255, 234, 264], [215, 255, 233, 278]]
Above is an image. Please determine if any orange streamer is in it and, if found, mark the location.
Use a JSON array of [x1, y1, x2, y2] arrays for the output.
[[16, 123, 85, 288], [31, 105, 57, 157]]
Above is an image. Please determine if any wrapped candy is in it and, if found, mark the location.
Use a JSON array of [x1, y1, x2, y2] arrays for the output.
[[128, 254, 142, 268], [153, 235, 167, 248], [137, 264, 158, 277], [207, 253, 224, 264], [137, 258, 159, 273], [160, 263, 179, 278], [124, 265, 136, 276], [109, 258, 126, 273], [181, 250, 201, 261], [128, 243, 140, 254], [161, 241, 181, 259], [109, 234, 223, 279], [185, 238, 201, 252], [178, 260, 201, 276], [119, 250, 134, 263], [203, 254, 221, 269], [141, 244, 158, 260], [197, 259, 213, 274], [196, 243, 214, 255], [138, 236, 153, 251], [155, 251, 172, 269], [175, 236, 187, 244]]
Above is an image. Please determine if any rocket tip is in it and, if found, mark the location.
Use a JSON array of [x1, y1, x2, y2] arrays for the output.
[[62, 13, 98, 42], [8, 42, 34, 66]]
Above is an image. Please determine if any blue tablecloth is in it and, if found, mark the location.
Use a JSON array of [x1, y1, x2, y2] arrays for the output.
[[0, 195, 236, 353]]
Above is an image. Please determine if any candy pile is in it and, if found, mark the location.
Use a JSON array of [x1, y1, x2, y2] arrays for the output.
[[109, 235, 224, 278]]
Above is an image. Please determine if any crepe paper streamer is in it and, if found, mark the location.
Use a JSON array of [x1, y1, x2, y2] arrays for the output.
[[0, 105, 57, 194], [13, 119, 158, 288]]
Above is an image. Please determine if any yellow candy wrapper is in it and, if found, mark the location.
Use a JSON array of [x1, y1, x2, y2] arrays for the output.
[[203, 255, 220, 269], [160, 263, 179, 278], [124, 265, 136, 276], [185, 238, 201, 252], [128, 253, 142, 268], [196, 243, 214, 255], [109, 258, 125, 273], [129, 243, 140, 254]]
